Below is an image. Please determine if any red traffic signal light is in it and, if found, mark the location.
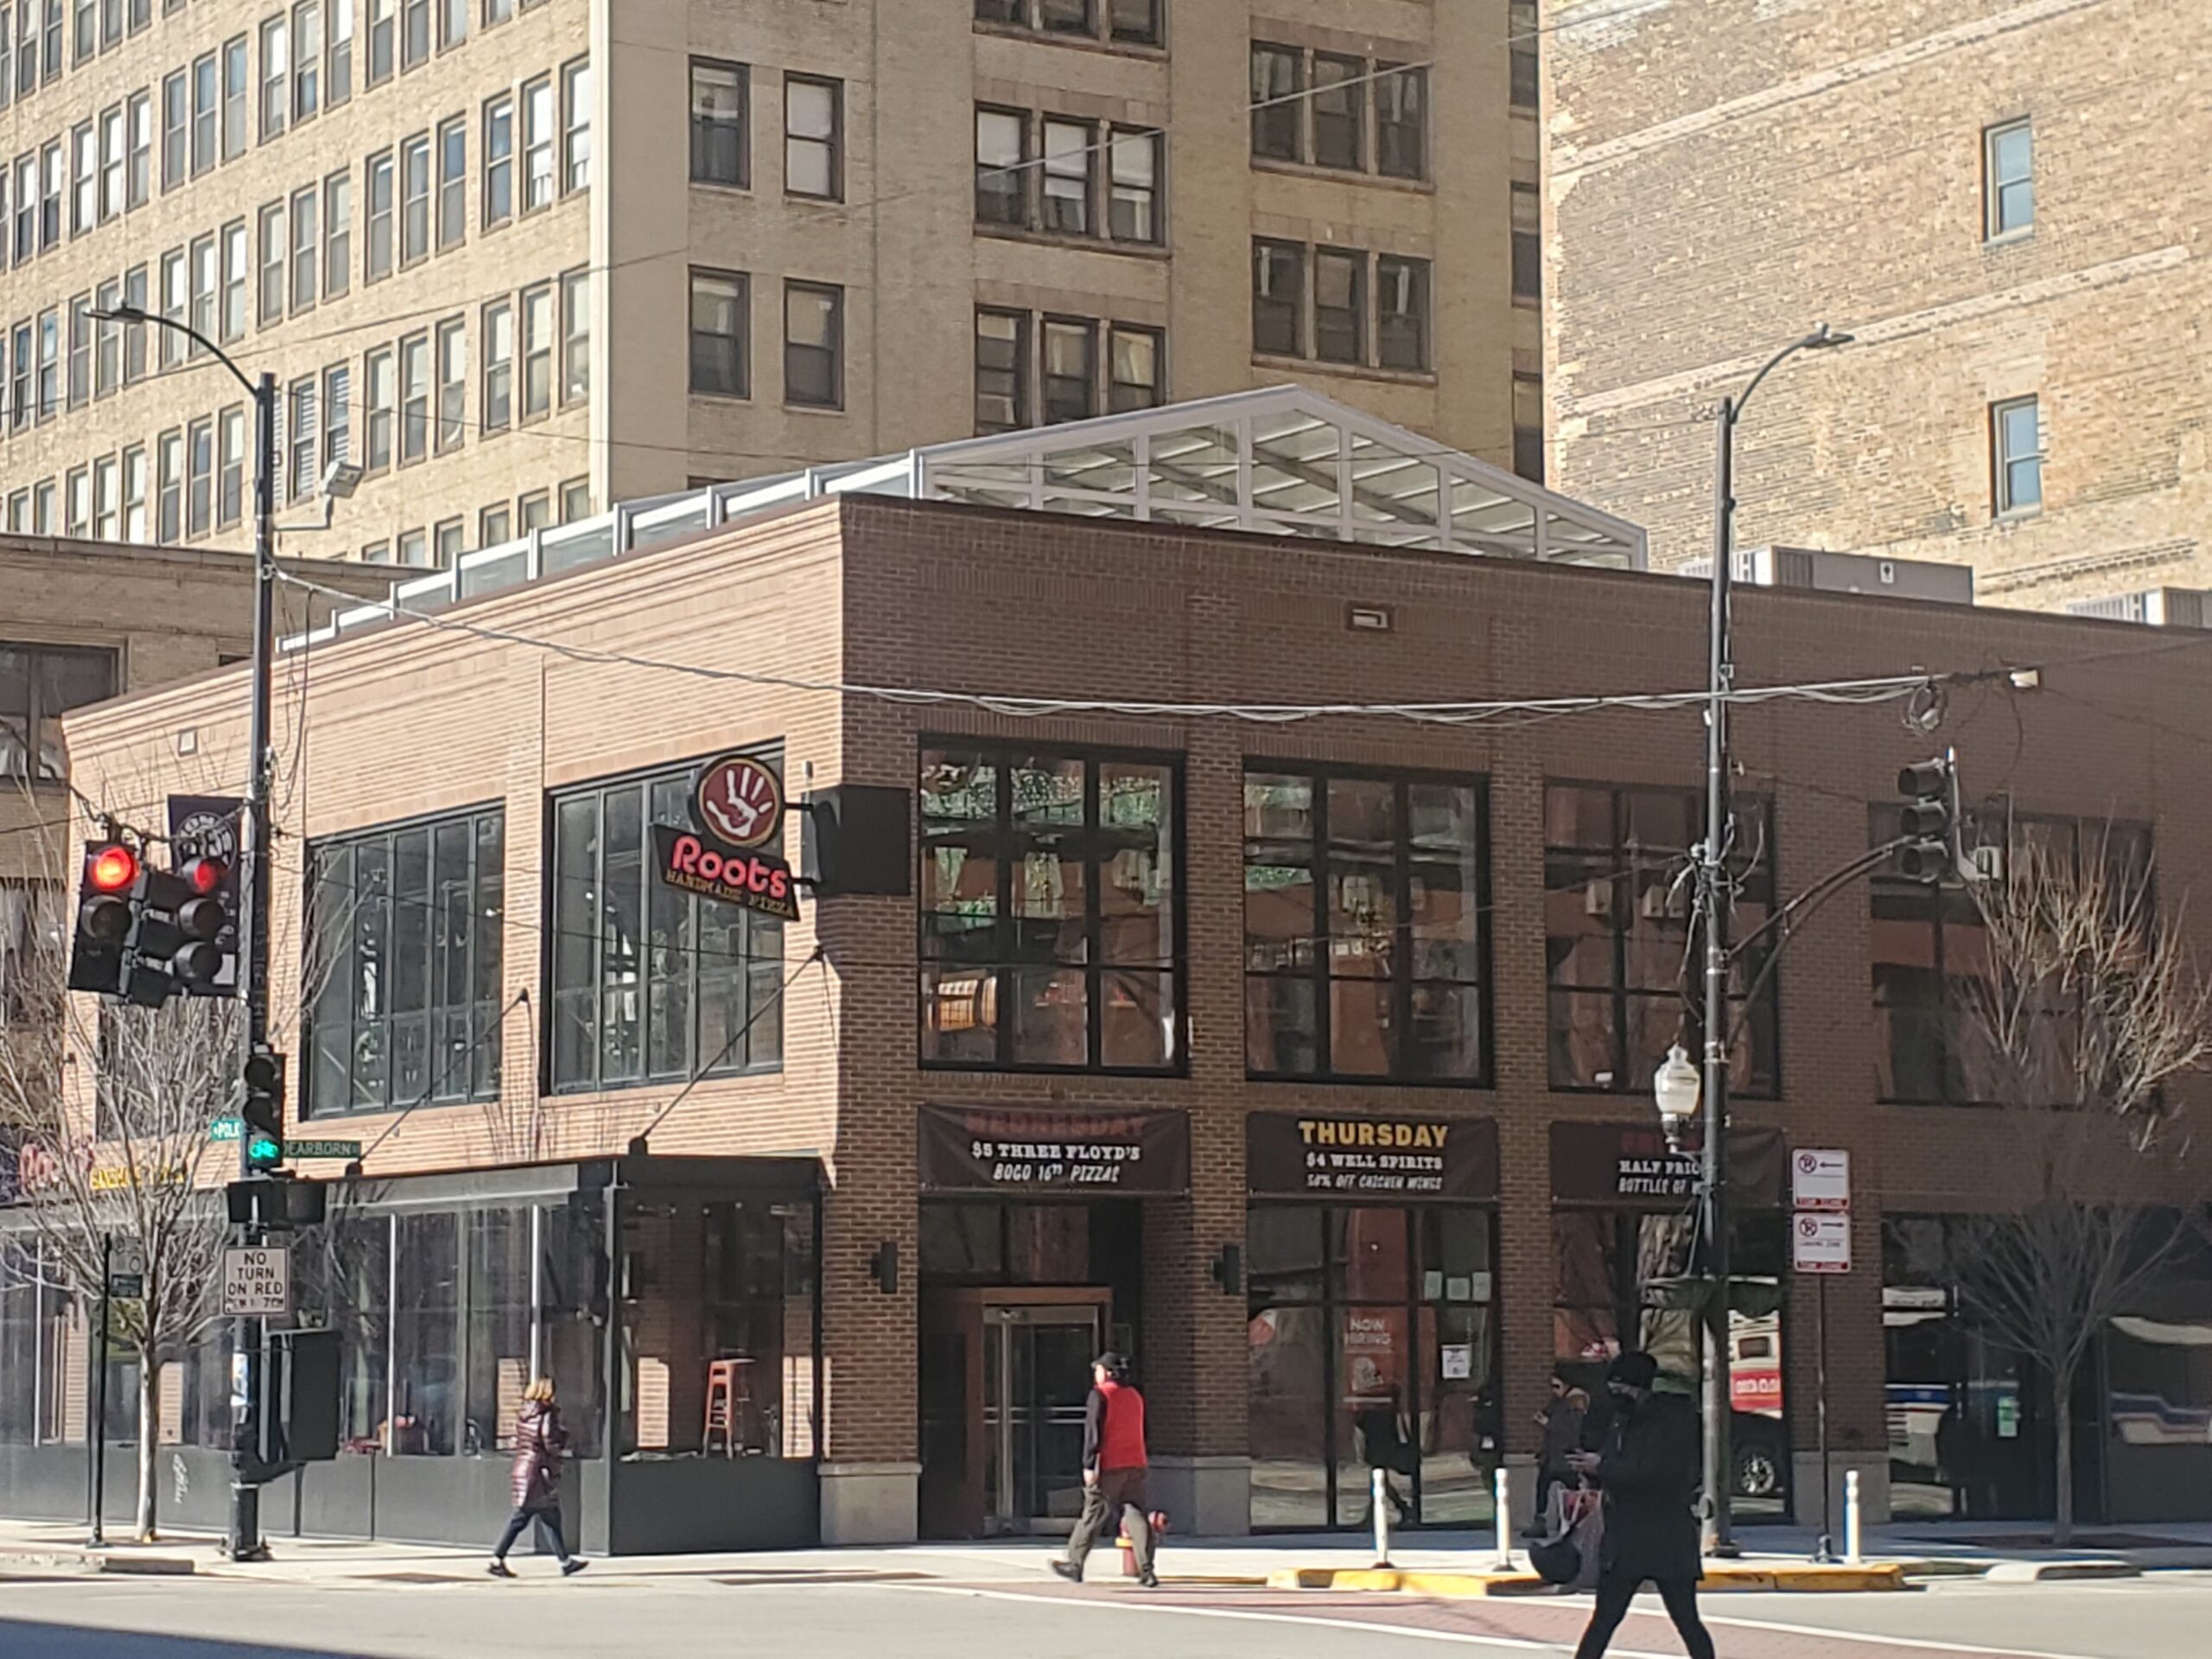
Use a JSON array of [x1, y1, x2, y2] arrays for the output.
[[181, 855, 227, 894], [87, 843, 139, 893]]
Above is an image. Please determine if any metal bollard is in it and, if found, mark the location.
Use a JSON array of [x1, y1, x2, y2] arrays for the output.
[[1493, 1465, 1514, 1570], [1844, 1469, 1862, 1566], [1371, 1466, 1393, 1567]]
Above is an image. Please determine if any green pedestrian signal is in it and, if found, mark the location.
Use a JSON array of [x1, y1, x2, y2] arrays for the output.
[[246, 1130, 283, 1168]]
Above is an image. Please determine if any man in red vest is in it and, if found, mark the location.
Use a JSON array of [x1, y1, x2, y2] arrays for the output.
[[1052, 1352, 1157, 1587]]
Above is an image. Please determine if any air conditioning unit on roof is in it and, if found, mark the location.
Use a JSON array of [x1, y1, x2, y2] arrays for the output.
[[2063, 588, 2211, 627], [1680, 545, 1974, 605]]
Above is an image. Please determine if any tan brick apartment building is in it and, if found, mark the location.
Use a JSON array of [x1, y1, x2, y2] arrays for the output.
[[20, 406, 2212, 1550], [3, 528, 385, 1021], [0, 0, 1541, 569], [1541, 0, 2210, 614]]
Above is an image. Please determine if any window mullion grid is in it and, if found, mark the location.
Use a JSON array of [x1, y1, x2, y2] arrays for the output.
[[995, 755, 1014, 1061], [1391, 778, 1413, 1081], [1311, 770, 1332, 1079], [1610, 791, 1631, 1095], [1083, 758, 1103, 1067], [590, 787, 609, 1091]]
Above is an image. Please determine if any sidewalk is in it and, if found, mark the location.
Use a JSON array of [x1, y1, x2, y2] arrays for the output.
[[5, 1516, 2208, 1589]]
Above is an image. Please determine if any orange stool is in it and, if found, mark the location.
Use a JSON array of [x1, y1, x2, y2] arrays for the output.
[[703, 1358, 753, 1457]]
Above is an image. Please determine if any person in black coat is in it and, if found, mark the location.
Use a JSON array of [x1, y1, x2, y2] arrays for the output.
[[1563, 1351, 1713, 1659]]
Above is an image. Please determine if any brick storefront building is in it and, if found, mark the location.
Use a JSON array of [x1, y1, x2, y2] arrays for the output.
[[28, 415, 2212, 1550]]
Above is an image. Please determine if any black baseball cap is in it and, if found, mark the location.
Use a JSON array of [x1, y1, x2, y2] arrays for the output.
[[1094, 1351, 1127, 1373]]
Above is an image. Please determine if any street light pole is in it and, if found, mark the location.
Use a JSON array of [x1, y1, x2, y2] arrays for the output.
[[1697, 322, 1851, 1556], [89, 306, 278, 1561]]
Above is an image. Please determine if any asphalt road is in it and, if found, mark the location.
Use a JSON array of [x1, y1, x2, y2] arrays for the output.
[[5, 1570, 2212, 1659]]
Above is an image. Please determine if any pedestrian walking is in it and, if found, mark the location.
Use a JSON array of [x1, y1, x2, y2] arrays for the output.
[[1051, 1352, 1158, 1588], [488, 1377, 588, 1579], [1563, 1351, 1714, 1659]]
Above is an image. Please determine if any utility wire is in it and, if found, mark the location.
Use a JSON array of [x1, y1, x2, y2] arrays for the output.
[[271, 564, 1952, 727]]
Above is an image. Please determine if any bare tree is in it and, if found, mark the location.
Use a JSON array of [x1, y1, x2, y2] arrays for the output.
[[0, 836, 239, 1540], [1942, 834, 2212, 1544]]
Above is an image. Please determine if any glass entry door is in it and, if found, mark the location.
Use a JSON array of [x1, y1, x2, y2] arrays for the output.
[[982, 1300, 1103, 1533]]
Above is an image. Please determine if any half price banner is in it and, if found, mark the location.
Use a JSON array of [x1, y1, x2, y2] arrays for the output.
[[918, 1106, 1191, 1196]]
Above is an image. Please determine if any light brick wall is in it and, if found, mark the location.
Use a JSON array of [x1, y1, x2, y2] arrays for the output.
[[1542, 0, 2211, 609]]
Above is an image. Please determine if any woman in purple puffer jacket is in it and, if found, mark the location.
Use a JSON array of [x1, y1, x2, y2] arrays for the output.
[[488, 1377, 587, 1578]]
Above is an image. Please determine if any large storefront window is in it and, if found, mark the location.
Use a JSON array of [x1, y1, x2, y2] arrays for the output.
[[1248, 1205, 1500, 1529], [618, 1194, 818, 1460], [1549, 1122, 1790, 1515], [1544, 784, 1776, 1094], [0, 1238, 72, 1445], [919, 746, 1180, 1071], [1244, 766, 1490, 1082], [305, 806, 505, 1116], [1245, 1112, 1502, 1531], [1871, 812, 2151, 1103], [550, 759, 784, 1092]]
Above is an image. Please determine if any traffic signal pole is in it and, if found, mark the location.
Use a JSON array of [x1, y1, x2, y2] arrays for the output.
[[226, 370, 279, 1563]]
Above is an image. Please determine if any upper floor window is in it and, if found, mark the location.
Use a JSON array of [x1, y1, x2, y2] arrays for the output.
[[977, 0, 1160, 48], [784, 73, 841, 201], [1871, 810, 2149, 1105], [304, 806, 505, 1116], [1250, 42, 1427, 181], [690, 58, 748, 187], [1510, 0, 1538, 110], [1543, 784, 1777, 1096], [1, 881, 61, 1026], [1251, 238, 1432, 373], [549, 760, 785, 1094], [1512, 181, 1541, 302], [0, 640, 116, 779], [973, 309, 1160, 432], [1245, 767, 1490, 1083], [974, 106, 1160, 247], [921, 746, 1181, 1072], [1992, 395, 2042, 518], [1983, 118, 2031, 239]]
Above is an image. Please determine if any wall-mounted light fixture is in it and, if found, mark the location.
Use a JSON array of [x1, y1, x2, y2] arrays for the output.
[[1210, 1243, 1243, 1296], [869, 1241, 900, 1296]]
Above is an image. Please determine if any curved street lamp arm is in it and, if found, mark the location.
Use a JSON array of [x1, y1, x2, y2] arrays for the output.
[[86, 303, 256, 401], [1733, 323, 1850, 421]]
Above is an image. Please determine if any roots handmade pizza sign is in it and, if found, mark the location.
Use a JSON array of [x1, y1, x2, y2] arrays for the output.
[[918, 1106, 1190, 1196], [652, 752, 799, 921], [1247, 1114, 1499, 1200]]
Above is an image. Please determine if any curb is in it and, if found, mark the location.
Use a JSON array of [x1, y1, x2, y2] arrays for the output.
[[0, 1549, 198, 1578], [1271, 1562, 1910, 1596], [1984, 1560, 2143, 1584]]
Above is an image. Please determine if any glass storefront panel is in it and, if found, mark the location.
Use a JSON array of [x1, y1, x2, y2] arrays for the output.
[[1248, 1201, 1499, 1530]]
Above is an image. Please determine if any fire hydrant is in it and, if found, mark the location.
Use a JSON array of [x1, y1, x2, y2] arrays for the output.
[[1119, 1510, 1169, 1578]]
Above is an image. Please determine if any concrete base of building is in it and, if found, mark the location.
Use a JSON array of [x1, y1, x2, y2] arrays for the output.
[[1791, 1452, 1892, 1531], [1149, 1457, 1251, 1538], [819, 1461, 922, 1545]]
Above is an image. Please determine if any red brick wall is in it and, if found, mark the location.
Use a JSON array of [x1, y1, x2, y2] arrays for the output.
[[60, 493, 2212, 1478]]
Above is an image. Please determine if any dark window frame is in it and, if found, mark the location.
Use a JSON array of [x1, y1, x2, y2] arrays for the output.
[[1244, 762, 1496, 1088], [689, 55, 749, 188], [542, 753, 785, 1097], [1543, 781, 1780, 1098], [302, 801, 506, 1119], [919, 740, 1188, 1077], [1, 639, 118, 780]]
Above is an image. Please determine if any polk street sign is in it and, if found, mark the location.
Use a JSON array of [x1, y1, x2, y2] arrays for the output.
[[222, 1245, 291, 1317], [209, 1116, 243, 1141]]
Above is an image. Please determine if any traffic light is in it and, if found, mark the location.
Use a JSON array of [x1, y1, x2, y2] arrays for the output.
[[169, 855, 236, 995], [1897, 749, 1967, 883], [241, 1046, 285, 1169], [67, 841, 141, 995]]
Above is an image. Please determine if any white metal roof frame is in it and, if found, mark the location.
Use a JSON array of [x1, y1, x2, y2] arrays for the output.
[[289, 386, 1646, 648]]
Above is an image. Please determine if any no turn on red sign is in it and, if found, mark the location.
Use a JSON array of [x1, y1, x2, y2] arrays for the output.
[[223, 1245, 291, 1317]]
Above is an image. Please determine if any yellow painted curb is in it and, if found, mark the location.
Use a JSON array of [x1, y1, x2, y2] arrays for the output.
[[1270, 1562, 1908, 1596]]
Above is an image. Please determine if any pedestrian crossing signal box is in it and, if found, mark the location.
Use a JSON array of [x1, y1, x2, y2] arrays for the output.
[[255, 1327, 340, 1475]]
